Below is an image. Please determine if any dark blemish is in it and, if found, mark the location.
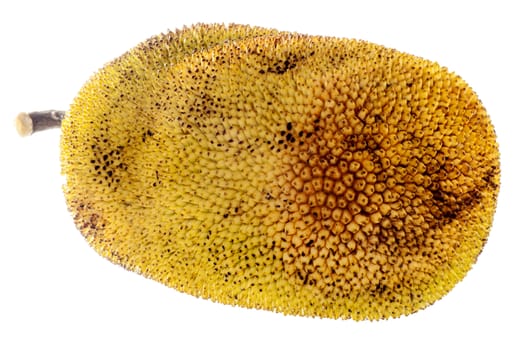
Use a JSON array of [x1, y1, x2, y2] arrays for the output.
[[266, 54, 299, 75], [286, 122, 293, 131]]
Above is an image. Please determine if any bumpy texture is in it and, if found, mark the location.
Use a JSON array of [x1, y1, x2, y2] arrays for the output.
[[61, 23, 500, 320]]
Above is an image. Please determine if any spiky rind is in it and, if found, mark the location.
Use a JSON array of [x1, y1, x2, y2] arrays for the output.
[[61, 23, 500, 320]]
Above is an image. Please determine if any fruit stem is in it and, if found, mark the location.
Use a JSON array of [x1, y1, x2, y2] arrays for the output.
[[15, 110, 65, 137]]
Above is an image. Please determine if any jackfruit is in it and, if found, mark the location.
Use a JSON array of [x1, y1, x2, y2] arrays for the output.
[[24, 23, 500, 320]]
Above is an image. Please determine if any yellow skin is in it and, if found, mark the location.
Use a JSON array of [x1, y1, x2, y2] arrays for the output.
[[61, 23, 500, 320]]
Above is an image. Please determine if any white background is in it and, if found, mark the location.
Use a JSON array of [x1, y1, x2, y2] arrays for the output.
[[1, 1, 524, 349]]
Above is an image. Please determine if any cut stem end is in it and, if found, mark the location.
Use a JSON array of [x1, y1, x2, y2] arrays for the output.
[[15, 110, 65, 137]]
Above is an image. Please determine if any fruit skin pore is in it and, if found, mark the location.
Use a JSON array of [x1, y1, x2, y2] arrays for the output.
[[60, 23, 500, 320]]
